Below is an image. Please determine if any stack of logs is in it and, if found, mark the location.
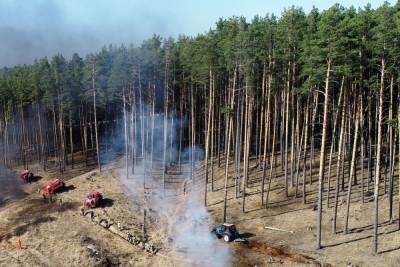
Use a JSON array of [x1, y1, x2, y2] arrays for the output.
[[81, 210, 159, 254]]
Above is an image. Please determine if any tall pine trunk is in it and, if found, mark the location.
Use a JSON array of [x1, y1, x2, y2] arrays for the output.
[[316, 59, 331, 249], [373, 57, 384, 254]]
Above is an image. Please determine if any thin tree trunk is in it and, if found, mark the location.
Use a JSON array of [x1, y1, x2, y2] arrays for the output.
[[265, 96, 278, 208], [92, 62, 101, 172], [284, 65, 290, 197], [242, 82, 253, 213], [302, 95, 310, 204], [310, 92, 318, 185], [163, 67, 169, 194], [316, 59, 331, 250], [151, 84, 155, 170], [373, 57, 385, 254], [344, 100, 360, 234], [295, 117, 304, 198], [204, 69, 213, 206], [69, 111, 74, 169], [123, 88, 129, 179], [398, 95, 400, 230], [223, 66, 236, 223], [360, 95, 365, 203], [327, 76, 344, 208], [388, 75, 394, 223]]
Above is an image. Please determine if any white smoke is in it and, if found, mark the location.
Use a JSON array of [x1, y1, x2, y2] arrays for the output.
[[115, 108, 232, 266], [0, 161, 27, 206], [172, 187, 232, 267]]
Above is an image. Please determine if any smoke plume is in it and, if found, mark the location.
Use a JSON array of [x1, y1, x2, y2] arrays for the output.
[[115, 108, 232, 266], [0, 162, 27, 207]]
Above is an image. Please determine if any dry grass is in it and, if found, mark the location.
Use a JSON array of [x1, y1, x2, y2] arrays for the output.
[[0, 154, 399, 266]]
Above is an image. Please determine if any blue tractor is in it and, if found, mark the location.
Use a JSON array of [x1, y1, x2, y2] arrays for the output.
[[212, 223, 240, 242]]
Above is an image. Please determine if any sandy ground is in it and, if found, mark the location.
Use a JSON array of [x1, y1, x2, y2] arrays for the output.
[[0, 154, 399, 267], [0, 159, 182, 267], [204, 156, 400, 267]]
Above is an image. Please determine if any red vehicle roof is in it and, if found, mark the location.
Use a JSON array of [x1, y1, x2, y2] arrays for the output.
[[90, 191, 101, 196], [42, 179, 63, 193], [20, 170, 32, 179]]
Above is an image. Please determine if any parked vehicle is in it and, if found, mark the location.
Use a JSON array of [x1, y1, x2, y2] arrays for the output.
[[42, 179, 65, 197], [19, 170, 33, 183], [83, 191, 103, 208], [212, 223, 240, 242]]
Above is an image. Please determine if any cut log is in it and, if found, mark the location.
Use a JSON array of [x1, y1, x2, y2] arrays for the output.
[[264, 226, 294, 234]]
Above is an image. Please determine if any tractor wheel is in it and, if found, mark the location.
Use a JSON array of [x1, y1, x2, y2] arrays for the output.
[[223, 234, 231, 242], [216, 234, 222, 239]]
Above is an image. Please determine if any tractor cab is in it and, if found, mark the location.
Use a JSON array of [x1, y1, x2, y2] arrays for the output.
[[19, 170, 33, 183], [83, 191, 103, 209], [42, 179, 65, 195], [213, 223, 240, 242]]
